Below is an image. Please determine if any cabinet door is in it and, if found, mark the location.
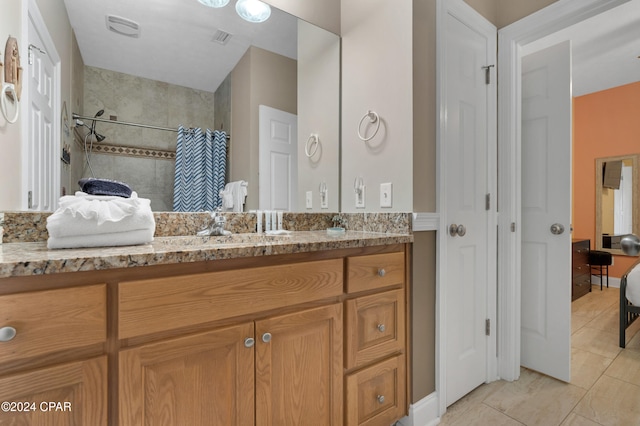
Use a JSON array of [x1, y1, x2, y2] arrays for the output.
[[119, 323, 254, 426], [255, 304, 343, 426], [0, 356, 107, 425]]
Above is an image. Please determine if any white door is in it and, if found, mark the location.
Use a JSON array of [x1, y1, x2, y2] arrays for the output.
[[521, 41, 572, 382], [443, 4, 496, 406], [27, 6, 59, 211], [258, 105, 298, 211]]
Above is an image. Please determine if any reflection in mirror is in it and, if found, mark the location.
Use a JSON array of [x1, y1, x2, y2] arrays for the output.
[[595, 155, 639, 255], [63, 0, 340, 212]]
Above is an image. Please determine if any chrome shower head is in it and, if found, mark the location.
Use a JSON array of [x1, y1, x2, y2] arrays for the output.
[[95, 133, 106, 142]]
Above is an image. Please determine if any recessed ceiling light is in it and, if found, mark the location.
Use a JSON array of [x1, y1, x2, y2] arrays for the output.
[[235, 0, 271, 23], [198, 0, 230, 7]]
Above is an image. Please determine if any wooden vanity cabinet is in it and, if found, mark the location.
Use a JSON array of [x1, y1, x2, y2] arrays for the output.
[[117, 258, 345, 426], [119, 323, 256, 425], [0, 285, 108, 425], [344, 251, 408, 426], [0, 244, 409, 426]]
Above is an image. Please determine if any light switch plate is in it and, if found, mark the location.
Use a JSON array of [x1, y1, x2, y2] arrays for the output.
[[380, 182, 392, 208], [306, 191, 313, 209]]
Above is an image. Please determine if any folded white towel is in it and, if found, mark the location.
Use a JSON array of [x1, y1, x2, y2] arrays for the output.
[[46, 191, 156, 243], [47, 228, 154, 249], [56, 191, 144, 224]]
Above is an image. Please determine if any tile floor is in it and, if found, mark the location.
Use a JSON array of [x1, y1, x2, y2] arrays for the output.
[[439, 285, 640, 426]]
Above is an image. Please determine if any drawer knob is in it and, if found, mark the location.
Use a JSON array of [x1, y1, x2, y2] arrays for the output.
[[377, 268, 386, 277], [377, 395, 385, 404], [377, 324, 386, 332], [262, 332, 272, 343], [244, 337, 255, 348], [0, 326, 16, 342]]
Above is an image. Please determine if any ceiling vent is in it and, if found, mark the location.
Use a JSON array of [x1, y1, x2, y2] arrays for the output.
[[106, 15, 140, 38], [212, 29, 232, 45]]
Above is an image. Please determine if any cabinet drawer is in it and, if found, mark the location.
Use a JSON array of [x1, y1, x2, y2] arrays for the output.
[[119, 258, 343, 339], [345, 289, 405, 369], [0, 285, 106, 365], [345, 355, 406, 426], [346, 252, 405, 293]]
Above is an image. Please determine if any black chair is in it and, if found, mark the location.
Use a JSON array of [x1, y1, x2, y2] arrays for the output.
[[589, 250, 612, 290]]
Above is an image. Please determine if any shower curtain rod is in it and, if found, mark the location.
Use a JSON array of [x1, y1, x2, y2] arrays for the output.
[[72, 113, 231, 139]]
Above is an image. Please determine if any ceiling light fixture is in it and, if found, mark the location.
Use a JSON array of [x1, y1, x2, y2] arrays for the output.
[[197, 0, 230, 8], [235, 0, 271, 23]]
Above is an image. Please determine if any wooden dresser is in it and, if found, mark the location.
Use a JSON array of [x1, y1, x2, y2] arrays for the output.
[[572, 239, 591, 301]]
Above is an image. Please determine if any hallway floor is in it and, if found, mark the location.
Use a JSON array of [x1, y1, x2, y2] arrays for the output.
[[439, 285, 640, 425]]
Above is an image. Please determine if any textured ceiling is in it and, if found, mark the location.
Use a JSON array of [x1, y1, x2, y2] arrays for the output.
[[64, 0, 640, 97], [63, 0, 298, 93]]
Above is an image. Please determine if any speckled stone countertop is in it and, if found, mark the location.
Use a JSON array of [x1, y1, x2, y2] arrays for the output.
[[0, 231, 412, 279]]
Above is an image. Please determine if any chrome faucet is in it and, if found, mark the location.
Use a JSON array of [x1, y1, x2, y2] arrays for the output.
[[197, 209, 231, 236]]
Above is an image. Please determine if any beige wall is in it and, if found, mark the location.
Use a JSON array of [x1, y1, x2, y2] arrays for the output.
[[231, 46, 297, 211], [0, 0, 23, 210], [413, 0, 437, 213], [264, 0, 340, 35], [297, 20, 340, 212], [341, 0, 413, 213]]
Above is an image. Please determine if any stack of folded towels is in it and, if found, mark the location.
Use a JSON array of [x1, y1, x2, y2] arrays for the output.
[[46, 179, 155, 249]]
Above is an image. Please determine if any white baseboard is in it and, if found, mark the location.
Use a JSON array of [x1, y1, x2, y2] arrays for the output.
[[591, 275, 621, 289], [396, 392, 440, 426]]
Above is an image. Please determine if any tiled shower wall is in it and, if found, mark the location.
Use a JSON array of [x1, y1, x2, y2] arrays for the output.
[[76, 66, 230, 211]]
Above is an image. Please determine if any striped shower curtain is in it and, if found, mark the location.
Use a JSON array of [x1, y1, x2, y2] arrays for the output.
[[173, 126, 227, 212]]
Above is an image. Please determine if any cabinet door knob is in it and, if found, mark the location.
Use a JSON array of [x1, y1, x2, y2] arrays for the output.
[[262, 332, 272, 343], [0, 326, 16, 342], [377, 395, 385, 404], [377, 324, 386, 332], [377, 268, 386, 277], [244, 337, 255, 348]]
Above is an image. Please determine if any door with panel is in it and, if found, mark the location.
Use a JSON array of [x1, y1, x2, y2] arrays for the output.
[[119, 323, 255, 426], [255, 303, 343, 426], [0, 356, 107, 425], [520, 40, 572, 382], [443, 2, 497, 406]]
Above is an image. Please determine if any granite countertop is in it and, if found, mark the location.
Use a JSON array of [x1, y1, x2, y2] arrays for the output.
[[0, 231, 413, 279]]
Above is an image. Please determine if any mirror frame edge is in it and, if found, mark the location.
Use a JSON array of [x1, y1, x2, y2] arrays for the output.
[[594, 154, 639, 256]]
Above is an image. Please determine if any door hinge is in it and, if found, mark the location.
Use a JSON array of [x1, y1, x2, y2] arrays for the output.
[[485, 318, 491, 336], [27, 191, 33, 209], [510, 222, 516, 232], [482, 64, 495, 85], [485, 193, 490, 210]]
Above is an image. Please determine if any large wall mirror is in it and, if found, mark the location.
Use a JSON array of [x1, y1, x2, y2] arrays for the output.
[[63, 0, 340, 212], [595, 154, 639, 255]]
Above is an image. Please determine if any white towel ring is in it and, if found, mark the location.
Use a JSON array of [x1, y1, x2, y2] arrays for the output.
[[357, 110, 380, 142], [305, 133, 319, 158], [1, 83, 19, 124]]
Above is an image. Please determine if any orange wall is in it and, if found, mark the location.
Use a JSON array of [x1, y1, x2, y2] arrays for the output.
[[573, 81, 640, 278]]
